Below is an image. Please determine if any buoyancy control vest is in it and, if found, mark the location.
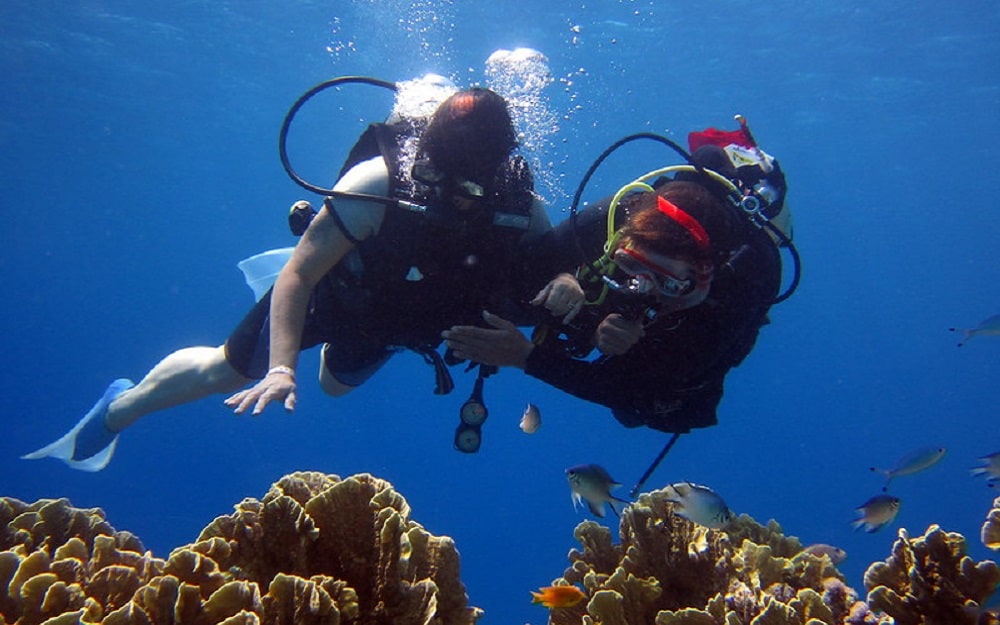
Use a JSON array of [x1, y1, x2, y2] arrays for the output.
[[322, 120, 536, 350], [530, 176, 780, 434]]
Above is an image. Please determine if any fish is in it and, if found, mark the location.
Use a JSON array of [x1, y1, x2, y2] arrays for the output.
[[566, 464, 630, 518], [971, 451, 1000, 487], [802, 543, 848, 564], [950, 314, 1000, 347], [519, 403, 541, 433], [530, 584, 587, 608], [851, 494, 900, 533], [870, 446, 946, 491], [663, 482, 734, 529]]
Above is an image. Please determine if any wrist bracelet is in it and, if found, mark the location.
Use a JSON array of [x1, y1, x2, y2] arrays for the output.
[[267, 365, 296, 380]]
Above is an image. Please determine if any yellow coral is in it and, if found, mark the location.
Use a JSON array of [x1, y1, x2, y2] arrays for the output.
[[1, 474, 480, 625], [550, 486, 864, 625], [864, 524, 1000, 625], [983, 496, 1000, 551]]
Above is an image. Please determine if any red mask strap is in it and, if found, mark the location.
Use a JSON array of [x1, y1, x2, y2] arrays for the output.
[[656, 196, 710, 252]]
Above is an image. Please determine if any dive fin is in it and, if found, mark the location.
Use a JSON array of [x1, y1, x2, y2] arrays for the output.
[[22, 378, 133, 472], [237, 247, 294, 301]]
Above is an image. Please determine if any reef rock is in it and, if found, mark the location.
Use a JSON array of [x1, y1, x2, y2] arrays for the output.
[[547, 486, 877, 625], [863, 524, 1000, 625], [983, 496, 1000, 551], [1, 472, 481, 625]]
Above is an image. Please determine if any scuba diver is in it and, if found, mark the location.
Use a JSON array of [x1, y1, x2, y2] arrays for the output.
[[442, 119, 795, 489], [23, 80, 552, 471]]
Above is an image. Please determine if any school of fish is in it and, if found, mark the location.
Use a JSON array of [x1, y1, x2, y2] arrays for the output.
[[525, 314, 998, 607]]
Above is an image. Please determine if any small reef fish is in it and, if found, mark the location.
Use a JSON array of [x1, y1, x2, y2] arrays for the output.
[[851, 494, 900, 533], [971, 451, 1000, 487], [950, 314, 1000, 347], [802, 543, 848, 564], [530, 584, 587, 608], [870, 446, 946, 491], [519, 403, 541, 433], [566, 464, 630, 518], [663, 482, 734, 529]]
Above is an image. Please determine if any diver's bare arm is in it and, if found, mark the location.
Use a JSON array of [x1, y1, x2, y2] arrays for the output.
[[226, 207, 352, 414]]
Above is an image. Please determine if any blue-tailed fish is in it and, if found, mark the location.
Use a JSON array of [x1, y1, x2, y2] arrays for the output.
[[950, 314, 1000, 347], [870, 446, 946, 491], [802, 543, 848, 564], [971, 451, 1000, 487], [566, 464, 630, 518], [519, 403, 541, 434], [851, 494, 900, 533], [663, 482, 733, 529]]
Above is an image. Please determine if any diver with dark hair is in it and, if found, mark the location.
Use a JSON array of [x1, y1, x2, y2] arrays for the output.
[[442, 120, 791, 437], [24, 82, 552, 471]]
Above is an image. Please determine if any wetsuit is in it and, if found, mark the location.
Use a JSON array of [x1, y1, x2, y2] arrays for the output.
[[519, 183, 781, 433]]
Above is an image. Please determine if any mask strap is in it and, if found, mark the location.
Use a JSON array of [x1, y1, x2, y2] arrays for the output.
[[656, 196, 710, 252]]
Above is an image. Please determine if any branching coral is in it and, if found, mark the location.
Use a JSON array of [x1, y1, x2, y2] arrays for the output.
[[2, 472, 481, 625], [7, 476, 999, 625], [550, 487, 873, 625], [983, 496, 1000, 552], [863, 524, 1000, 625]]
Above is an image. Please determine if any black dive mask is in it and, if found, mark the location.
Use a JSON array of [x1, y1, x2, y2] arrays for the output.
[[412, 158, 487, 200]]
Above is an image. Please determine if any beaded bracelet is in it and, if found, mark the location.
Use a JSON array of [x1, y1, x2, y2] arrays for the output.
[[266, 365, 296, 380]]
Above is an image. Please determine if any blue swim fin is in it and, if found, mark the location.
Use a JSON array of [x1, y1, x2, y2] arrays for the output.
[[237, 247, 294, 301], [22, 378, 134, 472]]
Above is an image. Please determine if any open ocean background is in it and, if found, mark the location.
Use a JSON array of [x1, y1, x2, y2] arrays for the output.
[[2, 1, 998, 622]]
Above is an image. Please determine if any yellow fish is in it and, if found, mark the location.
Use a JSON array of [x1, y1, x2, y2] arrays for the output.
[[530, 584, 587, 608]]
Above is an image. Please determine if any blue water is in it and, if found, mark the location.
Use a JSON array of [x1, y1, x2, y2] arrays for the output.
[[2, 1, 998, 623]]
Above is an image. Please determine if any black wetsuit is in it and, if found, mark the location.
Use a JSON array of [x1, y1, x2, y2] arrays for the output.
[[519, 187, 781, 434]]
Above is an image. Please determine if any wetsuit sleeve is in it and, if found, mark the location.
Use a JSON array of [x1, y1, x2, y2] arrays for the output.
[[521, 329, 721, 433], [523, 340, 612, 401], [327, 156, 390, 240]]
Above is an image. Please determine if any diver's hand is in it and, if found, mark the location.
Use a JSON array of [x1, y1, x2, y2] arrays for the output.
[[595, 314, 645, 356], [531, 273, 584, 324], [225, 369, 297, 415], [442, 311, 534, 369]]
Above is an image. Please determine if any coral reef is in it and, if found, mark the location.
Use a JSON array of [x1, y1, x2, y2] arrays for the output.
[[546, 486, 879, 625], [983, 496, 1000, 552], [6, 476, 1000, 625], [1, 472, 481, 625], [0, 496, 160, 624], [863, 524, 1000, 625]]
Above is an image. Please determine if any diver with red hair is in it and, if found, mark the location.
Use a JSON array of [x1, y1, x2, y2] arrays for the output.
[[443, 121, 793, 442]]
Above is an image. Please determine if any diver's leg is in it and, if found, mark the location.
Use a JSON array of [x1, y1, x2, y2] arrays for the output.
[[23, 344, 252, 470], [319, 344, 358, 397], [318, 342, 394, 397], [106, 345, 250, 431]]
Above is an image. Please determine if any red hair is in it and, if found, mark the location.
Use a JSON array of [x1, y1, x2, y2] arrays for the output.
[[421, 88, 517, 184], [618, 181, 738, 266]]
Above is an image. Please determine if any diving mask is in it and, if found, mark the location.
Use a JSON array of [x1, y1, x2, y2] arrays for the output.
[[412, 159, 486, 200], [612, 247, 697, 299]]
